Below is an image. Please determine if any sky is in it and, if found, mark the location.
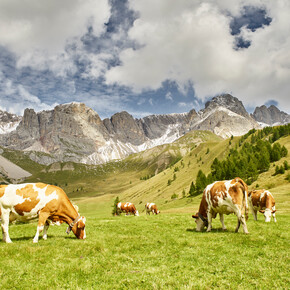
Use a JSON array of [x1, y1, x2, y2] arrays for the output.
[[0, 0, 289, 119]]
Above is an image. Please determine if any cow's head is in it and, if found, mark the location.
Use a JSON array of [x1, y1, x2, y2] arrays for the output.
[[156, 210, 160, 214], [192, 213, 207, 231], [259, 209, 276, 222], [70, 216, 86, 239], [135, 210, 139, 216]]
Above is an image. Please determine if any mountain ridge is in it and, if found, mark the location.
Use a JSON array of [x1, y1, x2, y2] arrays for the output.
[[0, 94, 289, 165]]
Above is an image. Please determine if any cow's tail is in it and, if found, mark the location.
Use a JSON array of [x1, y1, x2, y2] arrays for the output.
[[236, 177, 248, 221]]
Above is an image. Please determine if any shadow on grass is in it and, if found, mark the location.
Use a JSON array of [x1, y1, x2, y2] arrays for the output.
[[0, 236, 34, 242], [186, 228, 234, 234], [8, 234, 63, 242]]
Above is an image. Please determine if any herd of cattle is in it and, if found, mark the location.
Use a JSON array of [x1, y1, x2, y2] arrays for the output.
[[0, 177, 276, 243]]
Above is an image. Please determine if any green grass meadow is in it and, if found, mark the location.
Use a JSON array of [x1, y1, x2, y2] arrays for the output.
[[0, 208, 289, 289]]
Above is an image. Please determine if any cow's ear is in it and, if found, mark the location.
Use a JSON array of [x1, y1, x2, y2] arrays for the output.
[[259, 210, 265, 213], [192, 214, 198, 219]]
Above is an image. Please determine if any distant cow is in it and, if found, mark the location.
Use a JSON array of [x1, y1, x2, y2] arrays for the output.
[[192, 177, 249, 234], [248, 189, 276, 222], [0, 183, 86, 243], [145, 203, 160, 215], [117, 202, 139, 216]]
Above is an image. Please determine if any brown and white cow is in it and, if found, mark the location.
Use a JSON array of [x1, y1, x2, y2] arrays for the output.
[[145, 203, 160, 215], [117, 202, 139, 216], [192, 177, 249, 234], [248, 189, 276, 222], [0, 183, 86, 243]]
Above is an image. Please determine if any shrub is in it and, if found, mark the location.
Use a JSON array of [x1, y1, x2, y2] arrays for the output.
[[171, 193, 178, 200]]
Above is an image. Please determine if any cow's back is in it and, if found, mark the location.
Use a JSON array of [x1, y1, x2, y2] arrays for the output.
[[249, 190, 275, 210], [205, 179, 246, 214], [0, 183, 69, 221]]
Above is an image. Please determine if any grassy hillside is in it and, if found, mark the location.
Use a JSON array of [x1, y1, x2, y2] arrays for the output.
[[0, 130, 221, 197], [1, 128, 289, 214]]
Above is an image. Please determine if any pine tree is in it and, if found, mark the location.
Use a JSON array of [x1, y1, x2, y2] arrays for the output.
[[112, 196, 120, 216], [195, 170, 207, 194], [188, 181, 196, 196]]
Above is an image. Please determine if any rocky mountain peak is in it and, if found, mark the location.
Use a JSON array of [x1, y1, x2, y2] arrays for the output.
[[0, 110, 22, 134], [0, 110, 21, 123], [205, 94, 249, 118], [252, 104, 290, 125]]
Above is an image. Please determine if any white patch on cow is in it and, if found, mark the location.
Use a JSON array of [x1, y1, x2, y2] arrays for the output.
[[264, 208, 271, 222], [259, 190, 266, 201], [204, 182, 217, 212], [0, 183, 59, 222], [117, 202, 121, 209]]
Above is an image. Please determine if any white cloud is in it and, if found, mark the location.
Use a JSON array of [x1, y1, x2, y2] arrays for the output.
[[0, 0, 111, 75], [106, 0, 290, 112], [0, 0, 110, 53], [80, 53, 113, 79], [0, 76, 58, 114]]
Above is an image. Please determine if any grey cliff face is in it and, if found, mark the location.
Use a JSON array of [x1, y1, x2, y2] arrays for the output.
[[103, 111, 146, 145], [252, 105, 290, 125]]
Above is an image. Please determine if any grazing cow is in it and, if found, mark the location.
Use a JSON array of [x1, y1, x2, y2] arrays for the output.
[[248, 189, 277, 222], [145, 203, 160, 215], [192, 177, 249, 234], [117, 202, 139, 216], [0, 183, 86, 243]]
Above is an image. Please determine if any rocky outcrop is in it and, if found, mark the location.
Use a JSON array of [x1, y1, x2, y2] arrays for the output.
[[1, 94, 288, 165], [252, 105, 290, 126], [0, 110, 21, 134], [194, 94, 260, 138]]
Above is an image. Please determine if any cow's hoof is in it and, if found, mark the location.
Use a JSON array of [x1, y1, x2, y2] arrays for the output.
[[33, 239, 38, 243], [222, 228, 227, 232]]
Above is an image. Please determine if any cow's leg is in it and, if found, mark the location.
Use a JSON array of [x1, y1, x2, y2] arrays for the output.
[[272, 207, 277, 222], [206, 212, 212, 232], [253, 209, 258, 221], [1, 208, 12, 243], [42, 221, 50, 240], [219, 214, 227, 231], [235, 207, 249, 234], [33, 212, 50, 243], [250, 206, 258, 221]]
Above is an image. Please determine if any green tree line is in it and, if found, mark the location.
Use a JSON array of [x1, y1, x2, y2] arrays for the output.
[[189, 124, 289, 197]]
